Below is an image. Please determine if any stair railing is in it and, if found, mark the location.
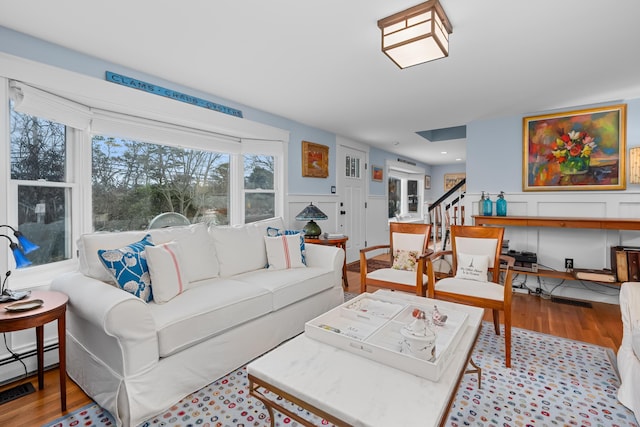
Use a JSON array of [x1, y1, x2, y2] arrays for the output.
[[427, 178, 466, 251]]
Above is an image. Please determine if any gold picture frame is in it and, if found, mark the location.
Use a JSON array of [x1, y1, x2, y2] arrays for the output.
[[444, 173, 466, 191], [523, 104, 626, 191], [302, 141, 329, 178]]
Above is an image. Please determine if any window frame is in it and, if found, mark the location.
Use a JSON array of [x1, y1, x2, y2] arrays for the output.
[[0, 69, 288, 290]]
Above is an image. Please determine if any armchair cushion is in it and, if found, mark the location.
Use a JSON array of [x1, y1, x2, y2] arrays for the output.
[[392, 249, 419, 271], [434, 277, 505, 301], [367, 268, 428, 286], [455, 252, 489, 282]]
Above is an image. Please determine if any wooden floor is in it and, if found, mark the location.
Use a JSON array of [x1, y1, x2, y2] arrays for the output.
[[0, 266, 623, 427]]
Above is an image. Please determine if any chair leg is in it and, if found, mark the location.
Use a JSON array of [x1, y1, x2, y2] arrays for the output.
[[504, 309, 512, 368], [492, 309, 500, 335]]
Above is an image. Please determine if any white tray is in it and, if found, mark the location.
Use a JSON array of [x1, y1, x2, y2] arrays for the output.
[[305, 292, 468, 381]]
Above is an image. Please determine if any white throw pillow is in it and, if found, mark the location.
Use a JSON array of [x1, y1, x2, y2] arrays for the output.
[[149, 222, 219, 282], [146, 241, 190, 304], [264, 235, 306, 270], [455, 252, 490, 282]]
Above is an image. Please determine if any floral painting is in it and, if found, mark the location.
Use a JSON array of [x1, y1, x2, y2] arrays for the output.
[[523, 104, 627, 191]]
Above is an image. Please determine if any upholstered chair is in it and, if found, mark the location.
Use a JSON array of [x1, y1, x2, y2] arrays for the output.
[[426, 225, 515, 367], [360, 222, 432, 296]]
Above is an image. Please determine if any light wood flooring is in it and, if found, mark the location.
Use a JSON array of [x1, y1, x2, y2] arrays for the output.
[[0, 267, 623, 427]]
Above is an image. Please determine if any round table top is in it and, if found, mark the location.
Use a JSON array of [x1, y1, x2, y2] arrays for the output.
[[0, 290, 68, 322]]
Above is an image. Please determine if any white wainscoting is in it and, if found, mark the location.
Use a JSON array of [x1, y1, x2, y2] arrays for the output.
[[462, 192, 640, 304]]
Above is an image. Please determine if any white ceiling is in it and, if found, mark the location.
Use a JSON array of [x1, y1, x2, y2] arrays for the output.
[[2, 0, 640, 165]]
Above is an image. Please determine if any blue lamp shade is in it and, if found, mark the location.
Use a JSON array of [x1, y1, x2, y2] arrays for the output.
[[14, 231, 39, 254], [295, 203, 328, 238], [10, 242, 32, 268]]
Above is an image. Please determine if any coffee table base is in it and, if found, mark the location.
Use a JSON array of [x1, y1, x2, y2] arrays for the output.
[[249, 374, 352, 427]]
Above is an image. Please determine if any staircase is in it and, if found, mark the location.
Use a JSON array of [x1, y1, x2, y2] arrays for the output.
[[426, 178, 466, 252]]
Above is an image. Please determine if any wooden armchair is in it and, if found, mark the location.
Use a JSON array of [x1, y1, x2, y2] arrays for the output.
[[360, 222, 432, 296], [426, 225, 515, 367]]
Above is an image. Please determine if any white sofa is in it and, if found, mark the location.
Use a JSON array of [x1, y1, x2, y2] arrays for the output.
[[617, 281, 640, 422], [51, 217, 344, 426]]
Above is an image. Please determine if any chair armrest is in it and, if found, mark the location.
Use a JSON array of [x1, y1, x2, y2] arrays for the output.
[[428, 249, 453, 260], [360, 244, 390, 255], [500, 254, 515, 268]]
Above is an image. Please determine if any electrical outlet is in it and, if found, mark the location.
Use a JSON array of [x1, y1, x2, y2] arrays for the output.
[[565, 258, 574, 270]]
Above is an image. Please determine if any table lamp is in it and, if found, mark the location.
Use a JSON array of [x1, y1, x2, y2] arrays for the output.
[[0, 225, 39, 302], [295, 203, 328, 238]]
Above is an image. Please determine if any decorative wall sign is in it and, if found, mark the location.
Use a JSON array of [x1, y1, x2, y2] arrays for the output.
[[444, 173, 466, 191], [523, 104, 626, 191], [105, 71, 243, 118], [424, 175, 431, 189], [302, 141, 329, 178], [372, 165, 384, 182]]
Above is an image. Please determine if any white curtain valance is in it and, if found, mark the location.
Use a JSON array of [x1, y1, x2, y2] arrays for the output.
[[91, 109, 243, 154], [9, 80, 92, 130]]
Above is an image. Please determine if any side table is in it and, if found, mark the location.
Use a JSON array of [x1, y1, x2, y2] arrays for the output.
[[304, 236, 349, 289], [0, 290, 68, 411]]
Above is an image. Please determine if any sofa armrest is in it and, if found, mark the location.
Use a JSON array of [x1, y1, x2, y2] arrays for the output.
[[304, 243, 344, 285], [51, 271, 159, 376], [620, 282, 640, 352]]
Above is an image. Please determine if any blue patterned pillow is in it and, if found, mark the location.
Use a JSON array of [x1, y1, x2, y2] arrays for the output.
[[266, 227, 306, 265], [98, 234, 154, 302]]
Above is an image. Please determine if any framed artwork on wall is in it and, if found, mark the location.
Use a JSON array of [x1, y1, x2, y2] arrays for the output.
[[371, 165, 383, 182], [444, 173, 466, 191], [424, 175, 431, 189], [523, 104, 627, 191], [301, 141, 329, 178]]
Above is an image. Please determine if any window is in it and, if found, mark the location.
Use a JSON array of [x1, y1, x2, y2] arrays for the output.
[[92, 135, 230, 230], [244, 154, 275, 223], [10, 101, 73, 266], [387, 161, 424, 219], [2, 76, 286, 288]]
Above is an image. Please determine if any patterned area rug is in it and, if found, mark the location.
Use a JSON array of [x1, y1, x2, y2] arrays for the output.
[[43, 324, 638, 427], [346, 259, 389, 273]]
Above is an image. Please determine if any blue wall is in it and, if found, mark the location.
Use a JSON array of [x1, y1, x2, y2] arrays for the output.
[[466, 99, 640, 194], [0, 26, 337, 195]]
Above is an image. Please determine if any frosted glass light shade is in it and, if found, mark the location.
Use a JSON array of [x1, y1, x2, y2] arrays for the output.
[[378, 0, 453, 69]]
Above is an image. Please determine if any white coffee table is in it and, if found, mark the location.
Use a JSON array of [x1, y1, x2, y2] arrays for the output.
[[247, 290, 484, 427]]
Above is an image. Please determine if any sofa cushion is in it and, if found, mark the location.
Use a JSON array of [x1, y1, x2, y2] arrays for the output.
[[148, 279, 272, 357], [234, 266, 335, 311], [148, 222, 219, 282], [97, 234, 154, 302], [78, 230, 148, 282], [146, 241, 190, 304], [210, 217, 285, 277], [264, 234, 306, 270]]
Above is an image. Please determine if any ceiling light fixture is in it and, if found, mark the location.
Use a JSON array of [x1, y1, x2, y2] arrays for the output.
[[377, 0, 453, 69]]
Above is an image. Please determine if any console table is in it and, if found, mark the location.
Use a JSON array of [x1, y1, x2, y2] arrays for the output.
[[472, 215, 640, 283], [472, 215, 640, 231]]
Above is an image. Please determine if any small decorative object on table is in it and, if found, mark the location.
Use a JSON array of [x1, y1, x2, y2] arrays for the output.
[[0, 225, 39, 303], [432, 305, 448, 326], [401, 309, 436, 361]]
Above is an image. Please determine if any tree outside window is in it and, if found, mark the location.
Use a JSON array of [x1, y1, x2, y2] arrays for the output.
[[92, 136, 230, 231]]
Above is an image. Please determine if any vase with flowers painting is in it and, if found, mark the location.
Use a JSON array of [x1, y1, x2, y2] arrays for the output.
[[550, 130, 596, 175]]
